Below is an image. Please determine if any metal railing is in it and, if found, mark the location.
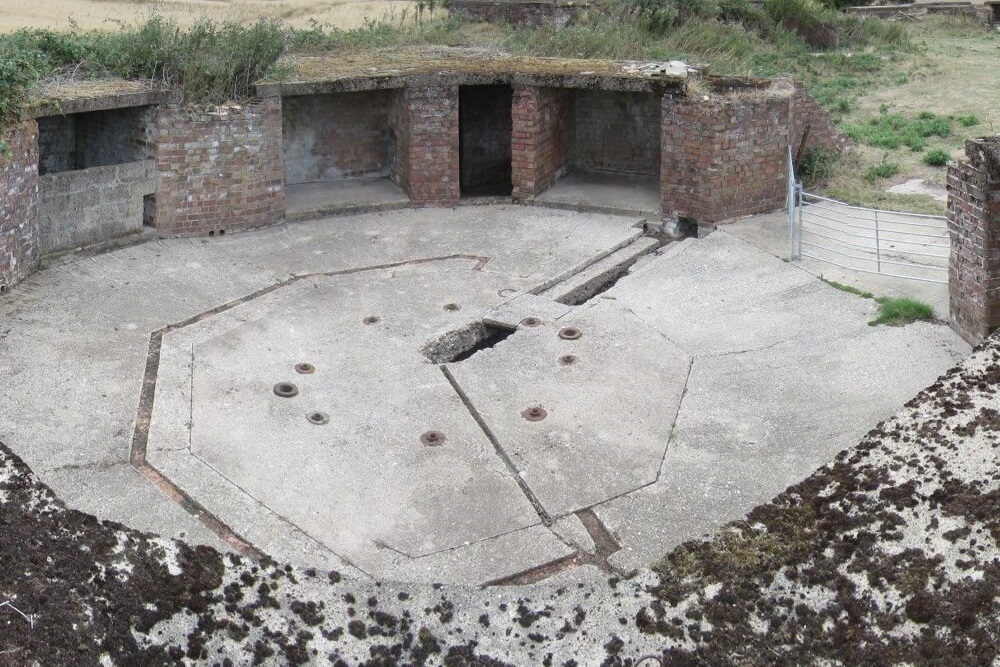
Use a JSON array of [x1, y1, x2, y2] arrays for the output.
[[787, 149, 949, 284]]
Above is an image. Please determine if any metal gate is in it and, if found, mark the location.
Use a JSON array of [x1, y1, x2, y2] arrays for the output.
[[787, 149, 949, 284]]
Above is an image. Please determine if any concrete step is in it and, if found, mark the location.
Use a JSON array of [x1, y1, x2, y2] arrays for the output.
[[539, 236, 662, 305]]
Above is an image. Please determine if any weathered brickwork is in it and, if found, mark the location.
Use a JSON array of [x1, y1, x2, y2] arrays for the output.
[[448, 1, 580, 28], [150, 98, 285, 235], [511, 86, 571, 200], [573, 90, 661, 176], [948, 138, 1000, 344], [662, 94, 791, 223], [391, 86, 460, 206], [0, 121, 40, 290], [282, 91, 398, 185], [791, 83, 846, 156]]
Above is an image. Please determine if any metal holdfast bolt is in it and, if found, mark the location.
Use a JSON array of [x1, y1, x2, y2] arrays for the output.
[[295, 362, 315, 374], [520, 317, 542, 327], [558, 326, 582, 340], [420, 431, 447, 446], [521, 406, 548, 422], [273, 382, 299, 398]]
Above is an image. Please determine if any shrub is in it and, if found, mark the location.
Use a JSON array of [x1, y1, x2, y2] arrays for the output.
[[797, 146, 839, 188], [843, 112, 951, 150], [865, 158, 900, 181], [957, 114, 979, 127], [923, 149, 949, 167]]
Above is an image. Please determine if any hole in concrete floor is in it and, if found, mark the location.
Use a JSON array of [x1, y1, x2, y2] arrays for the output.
[[362, 315, 380, 325], [559, 354, 579, 366], [443, 303, 461, 312], [422, 321, 516, 364], [273, 382, 299, 398]]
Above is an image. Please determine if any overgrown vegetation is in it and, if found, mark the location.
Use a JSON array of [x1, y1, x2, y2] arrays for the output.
[[865, 156, 900, 181], [821, 277, 934, 326], [923, 148, 950, 167], [844, 110, 952, 152]]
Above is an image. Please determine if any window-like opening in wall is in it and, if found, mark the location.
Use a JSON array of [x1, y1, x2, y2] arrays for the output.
[[36, 106, 153, 176], [459, 85, 513, 197]]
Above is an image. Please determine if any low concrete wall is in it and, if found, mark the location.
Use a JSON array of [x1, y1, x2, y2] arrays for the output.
[[0, 121, 40, 290], [38, 160, 155, 255], [449, 0, 581, 27]]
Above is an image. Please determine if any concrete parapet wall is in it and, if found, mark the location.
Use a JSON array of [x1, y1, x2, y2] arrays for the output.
[[948, 138, 1000, 344], [38, 160, 155, 255], [0, 121, 40, 290], [448, 1, 582, 28], [149, 98, 285, 236]]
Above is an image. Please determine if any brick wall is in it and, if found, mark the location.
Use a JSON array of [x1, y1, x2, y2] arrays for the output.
[[572, 90, 661, 176], [37, 115, 75, 175], [149, 98, 285, 235], [948, 137, 1000, 344], [511, 86, 571, 200], [392, 86, 460, 206], [0, 121, 40, 290], [662, 93, 791, 223], [282, 91, 397, 185], [791, 84, 846, 157], [38, 161, 155, 254]]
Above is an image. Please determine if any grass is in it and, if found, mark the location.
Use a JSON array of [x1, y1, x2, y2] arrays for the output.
[[869, 296, 934, 326], [820, 277, 934, 326], [843, 111, 952, 152], [865, 157, 900, 182]]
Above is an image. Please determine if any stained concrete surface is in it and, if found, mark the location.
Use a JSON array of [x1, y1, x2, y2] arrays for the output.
[[0, 205, 969, 585], [284, 177, 410, 221], [535, 171, 661, 215]]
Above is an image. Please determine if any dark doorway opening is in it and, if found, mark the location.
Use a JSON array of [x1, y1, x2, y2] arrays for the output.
[[459, 85, 513, 197]]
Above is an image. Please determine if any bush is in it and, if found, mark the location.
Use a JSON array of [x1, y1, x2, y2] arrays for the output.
[[843, 111, 951, 150], [923, 149, 949, 167], [865, 158, 900, 181], [797, 146, 839, 188], [957, 114, 979, 127]]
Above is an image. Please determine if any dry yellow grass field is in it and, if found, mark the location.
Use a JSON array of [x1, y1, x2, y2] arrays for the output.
[[0, 0, 417, 32]]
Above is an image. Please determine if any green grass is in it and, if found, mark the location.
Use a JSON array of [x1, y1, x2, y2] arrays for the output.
[[820, 277, 934, 326], [869, 296, 934, 326], [820, 277, 873, 299], [923, 148, 950, 167], [843, 111, 952, 152], [957, 114, 980, 128], [865, 158, 900, 181]]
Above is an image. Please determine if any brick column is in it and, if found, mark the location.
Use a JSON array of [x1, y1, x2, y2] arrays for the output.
[[0, 121, 40, 290], [149, 97, 285, 236], [948, 137, 1000, 344], [394, 85, 459, 206], [661, 94, 791, 223], [511, 86, 570, 200]]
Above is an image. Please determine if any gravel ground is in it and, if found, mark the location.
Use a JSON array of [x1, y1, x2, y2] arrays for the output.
[[0, 334, 997, 665]]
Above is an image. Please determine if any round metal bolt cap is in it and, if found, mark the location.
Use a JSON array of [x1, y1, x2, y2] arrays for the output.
[[558, 354, 579, 366], [558, 326, 582, 340], [362, 315, 380, 325], [521, 406, 548, 422], [295, 362, 315, 374], [273, 382, 299, 398], [420, 431, 447, 446], [306, 411, 330, 425], [443, 303, 461, 312], [520, 316, 542, 328]]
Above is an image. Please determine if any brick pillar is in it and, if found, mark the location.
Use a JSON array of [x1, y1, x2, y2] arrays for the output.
[[948, 137, 1000, 344], [511, 86, 570, 200], [661, 93, 791, 223], [150, 97, 285, 236], [395, 85, 459, 206], [0, 121, 40, 290]]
